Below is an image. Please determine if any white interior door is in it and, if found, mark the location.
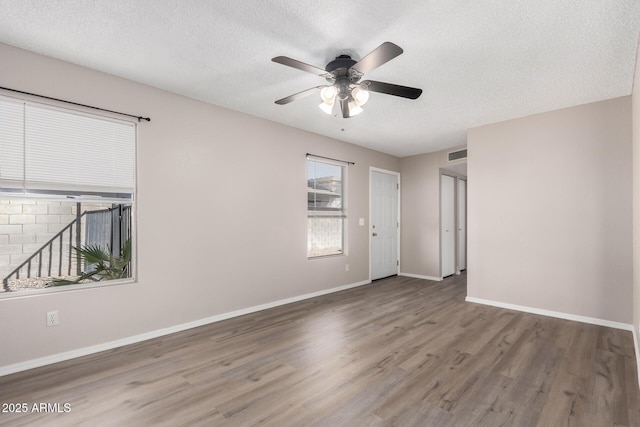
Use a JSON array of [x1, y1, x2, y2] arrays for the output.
[[441, 175, 455, 278], [371, 170, 399, 280], [458, 179, 467, 271]]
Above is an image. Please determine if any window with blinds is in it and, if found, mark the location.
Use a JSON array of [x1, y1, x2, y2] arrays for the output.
[[0, 96, 135, 197], [307, 158, 346, 257], [0, 96, 136, 295]]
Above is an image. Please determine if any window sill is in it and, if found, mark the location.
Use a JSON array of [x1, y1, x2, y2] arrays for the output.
[[307, 253, 345, 260], [0, 277, 135, 299]]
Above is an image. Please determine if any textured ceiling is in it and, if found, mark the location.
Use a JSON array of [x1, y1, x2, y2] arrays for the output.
[[0, 1, 639, 157]]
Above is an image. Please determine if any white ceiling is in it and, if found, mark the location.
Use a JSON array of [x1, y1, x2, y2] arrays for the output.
[[0, 1, 638, 157]]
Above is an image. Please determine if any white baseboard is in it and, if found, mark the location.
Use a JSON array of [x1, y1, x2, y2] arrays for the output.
[[0, 279, 371, 377], [465, 296, 633, 331], [399, 272, 442, 282]]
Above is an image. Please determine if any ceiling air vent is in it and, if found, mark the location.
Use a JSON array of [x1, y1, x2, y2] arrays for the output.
[[448, 149, 467, 161]]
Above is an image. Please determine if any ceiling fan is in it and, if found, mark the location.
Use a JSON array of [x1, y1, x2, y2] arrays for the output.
[[272, 42, 422, 118]]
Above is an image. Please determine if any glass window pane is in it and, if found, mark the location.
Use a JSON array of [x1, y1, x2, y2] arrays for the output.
[[0, 199, 132, 293], [307, 160, 343, 211], [307, 217, 343, 257]]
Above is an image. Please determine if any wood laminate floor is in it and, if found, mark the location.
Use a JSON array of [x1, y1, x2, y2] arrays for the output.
[[0, 274, 638, 426]]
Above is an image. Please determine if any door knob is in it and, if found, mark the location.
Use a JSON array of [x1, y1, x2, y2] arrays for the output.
[[372, 232, 378, 237]]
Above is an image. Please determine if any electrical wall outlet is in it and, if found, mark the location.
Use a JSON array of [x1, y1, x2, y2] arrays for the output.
[[345, 264, 350, 272], [47, 311, 59, 327]]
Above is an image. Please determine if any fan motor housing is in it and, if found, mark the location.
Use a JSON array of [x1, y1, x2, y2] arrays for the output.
[[325, 55, 357, 75]]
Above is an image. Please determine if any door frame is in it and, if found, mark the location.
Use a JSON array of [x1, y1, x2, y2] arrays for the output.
[[369, 167, 401, 281], [440, 172, 457, 278], [456, 177, 467, 274]]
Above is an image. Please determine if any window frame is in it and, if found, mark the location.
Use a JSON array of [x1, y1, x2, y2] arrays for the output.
[[0, 95, 137, 298], [306, 156, 348, 258]]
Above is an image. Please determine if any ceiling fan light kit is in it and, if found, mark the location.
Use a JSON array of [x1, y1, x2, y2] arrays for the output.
[[272, 42, 422, 118], [319, 100, 334, 115], [346, 100, 363, 116], [352, 87, 369, 107], [319, 86, 337, 114]]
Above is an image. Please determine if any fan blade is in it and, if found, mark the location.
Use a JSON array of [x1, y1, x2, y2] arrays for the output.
[[275, 86, 324, 105], [272, 56, 332, 78], [351, 42, 403, 75], [340, 99, 350, 118], [362, 80, 422, 99]]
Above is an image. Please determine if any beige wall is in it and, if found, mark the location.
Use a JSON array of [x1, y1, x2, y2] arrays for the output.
[[467, 97, 633, 323], [633, 43, 640, 345], [0, 43, 400, 367], [399, 147, 466, 279]]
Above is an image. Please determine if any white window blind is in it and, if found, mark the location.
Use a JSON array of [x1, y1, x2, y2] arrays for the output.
[[0, 98, 25, 188], [0, 97, 135, 196]]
